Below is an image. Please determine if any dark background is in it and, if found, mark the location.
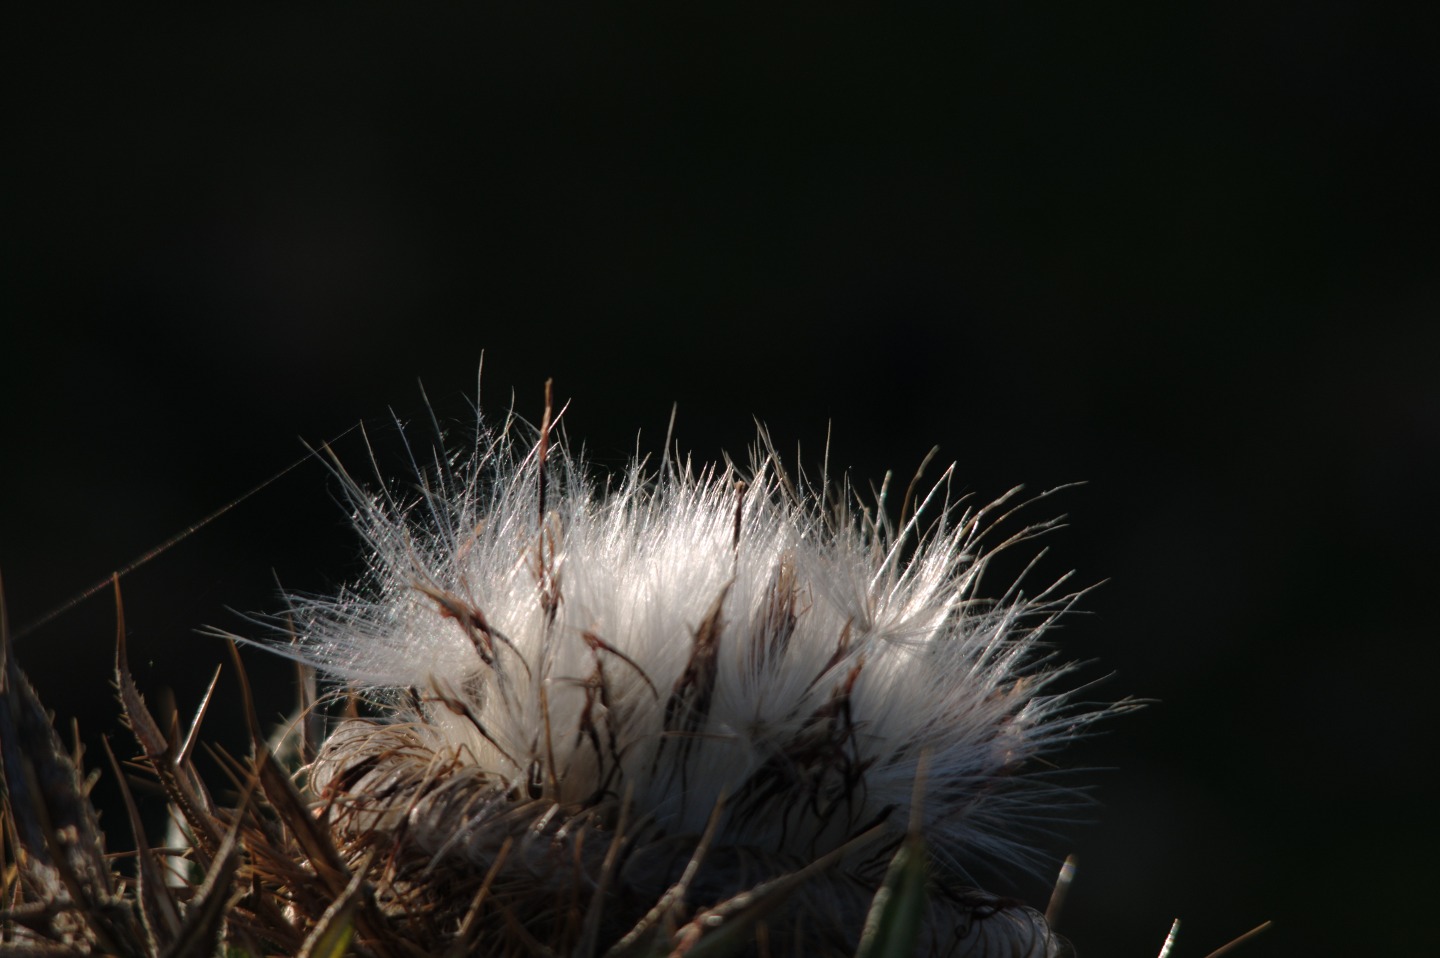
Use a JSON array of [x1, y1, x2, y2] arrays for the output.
[[4, 6, 1436, 955]]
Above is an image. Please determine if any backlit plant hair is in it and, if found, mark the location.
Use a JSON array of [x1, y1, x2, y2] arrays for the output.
[[271, 384, 1122, 956]]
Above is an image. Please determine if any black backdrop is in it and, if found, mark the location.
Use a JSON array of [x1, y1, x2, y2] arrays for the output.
[[4, 6, 1436, 955]]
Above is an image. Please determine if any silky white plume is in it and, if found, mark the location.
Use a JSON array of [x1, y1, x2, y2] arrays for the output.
[[274, 397, 1117, 956]]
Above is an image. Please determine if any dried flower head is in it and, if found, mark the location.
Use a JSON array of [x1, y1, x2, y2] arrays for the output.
[[273, 391, 1119, 956]]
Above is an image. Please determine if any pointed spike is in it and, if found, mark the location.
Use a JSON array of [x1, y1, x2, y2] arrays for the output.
[[1045, 854, 1078, 928], [226, 640, 401, 958], [297, 659, 321, 768], [158, 814, 243, 958], [444, 838, 514, 958], [603, 791, 730, 958], [672, 823, 888, 958], [102, 734, 182, 948], [573, 787, 632, 958], [854, 831, 929, 958], [0, 576, 135, 953], [116, 577, 221, 856], [177, 666, 224, 768], [1200, 920, 1274, 958], [295, 850, 374, 958]]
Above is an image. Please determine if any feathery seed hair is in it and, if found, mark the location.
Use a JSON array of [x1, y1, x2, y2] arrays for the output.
[[275, 392, 1116, 956]]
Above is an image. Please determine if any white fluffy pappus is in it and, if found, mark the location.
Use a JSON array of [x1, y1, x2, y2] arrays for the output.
[[272, 396, 1122, 956]]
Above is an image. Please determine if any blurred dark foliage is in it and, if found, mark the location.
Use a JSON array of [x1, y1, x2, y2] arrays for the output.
[[3, 5, 1436, 955]]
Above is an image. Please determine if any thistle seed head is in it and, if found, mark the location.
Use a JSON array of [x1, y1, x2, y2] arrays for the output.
[[277, 400, 1118, 956]]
